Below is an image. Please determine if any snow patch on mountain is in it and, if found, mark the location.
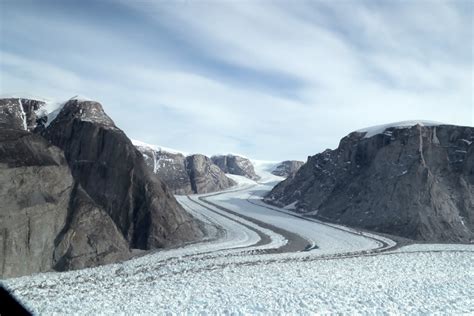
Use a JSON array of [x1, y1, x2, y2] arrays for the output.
[[35, 100, 66, 128], [356, 120, 443, 138], [0, 93, 50, 102], [68, 95, 93, 102], [131, 139, 189, 156], [212, 152, 251, 159], [17, 98, 27, 130], [0, 94, 74, 128]]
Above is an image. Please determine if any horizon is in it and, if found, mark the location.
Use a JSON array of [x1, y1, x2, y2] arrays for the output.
[[1, 0, 472, 161]]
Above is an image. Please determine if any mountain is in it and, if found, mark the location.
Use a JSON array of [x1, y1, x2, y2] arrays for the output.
[[212, 154, 260, 180], [186, 154, 237, 193], [133, 141, 236, 194], [0, 97, 204, 278], [266, 122, 474, 242], [271, 160, 304, 178]]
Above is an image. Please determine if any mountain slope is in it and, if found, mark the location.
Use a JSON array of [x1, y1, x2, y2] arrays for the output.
[[42, 99, 204, 249], [0, 97, 204, 278], [212, 154, 260, 180], [271, 160, 304, 178], [266, 122, 474, 242]]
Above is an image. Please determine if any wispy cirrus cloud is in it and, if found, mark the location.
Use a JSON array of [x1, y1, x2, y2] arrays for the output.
[[0, 0, 472, 160]]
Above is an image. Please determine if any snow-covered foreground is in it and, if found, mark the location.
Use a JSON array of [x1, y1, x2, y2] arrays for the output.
[[4, 250, 472, 314], [2, 164, 473, 314]]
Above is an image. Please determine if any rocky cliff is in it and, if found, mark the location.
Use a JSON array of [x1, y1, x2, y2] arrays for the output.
[[212, 154, 260, 180], [133, 141, 235, 194], [271, 160, 304, 178], [0, 97, 204, 278], [186, 154, 236, 193], [266, 122, 474, 242]]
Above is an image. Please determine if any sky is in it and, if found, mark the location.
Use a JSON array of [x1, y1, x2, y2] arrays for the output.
[[0, 0, 472, 161]]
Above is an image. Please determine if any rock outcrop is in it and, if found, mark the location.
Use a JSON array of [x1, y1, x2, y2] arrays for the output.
[[0, 97, 204, 278], [0, 128, 75, 277], [212, 154, 260, 180], [271, 160, 304, 178], [266, 123, 474, 242], [0, 98, 48, 132], [134, 141, 235, 194], [186, 154, 236, 193]]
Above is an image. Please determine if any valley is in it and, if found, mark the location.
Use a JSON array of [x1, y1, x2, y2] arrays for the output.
[[3, 164, 473, 314]]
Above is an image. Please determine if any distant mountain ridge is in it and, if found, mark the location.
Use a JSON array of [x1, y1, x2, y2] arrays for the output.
[[133, 140, 304, 194], [211, 154, 260, 180], [271, 160, 304, 178], [266, 122, 474, 242], [133, 140, 236, 195]]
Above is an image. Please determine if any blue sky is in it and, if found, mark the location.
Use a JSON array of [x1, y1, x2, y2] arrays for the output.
[[0, 0, 472, 160]]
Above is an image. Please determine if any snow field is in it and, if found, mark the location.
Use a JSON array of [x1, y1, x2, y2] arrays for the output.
[[4, 248, 472, 314]]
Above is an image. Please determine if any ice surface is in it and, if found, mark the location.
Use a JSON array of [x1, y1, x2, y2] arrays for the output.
[[3, 243, 472, 314]]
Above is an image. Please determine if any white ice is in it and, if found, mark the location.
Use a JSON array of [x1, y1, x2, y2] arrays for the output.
[[131, 139, 189, 156], [356, 120, 443, 138]]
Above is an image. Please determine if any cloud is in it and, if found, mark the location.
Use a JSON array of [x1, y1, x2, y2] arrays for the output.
[[0, 0, 472, 160], [0, 51, 85, 97]]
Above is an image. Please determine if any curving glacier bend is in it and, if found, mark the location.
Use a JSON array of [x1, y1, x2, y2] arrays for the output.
[[2, 165, 473, 314]]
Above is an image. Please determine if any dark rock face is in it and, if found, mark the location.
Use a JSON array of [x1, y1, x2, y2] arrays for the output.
[[0, 98, 204, 278], [212, 154, 260, 180], [134, 144, 235, 194], [271, 160, 304, 178], [135, 145, 193, 195], [0, 98, 47, 132], [186, 154, 236, 194], [0, 128, 128, 278], [266, 124, 474, 242], [19, 99, 47, 131], [0, 129, 73, 277], [42, 99, 203, 249], [0, 98, 28, 130], [52, 184, 130, 272]]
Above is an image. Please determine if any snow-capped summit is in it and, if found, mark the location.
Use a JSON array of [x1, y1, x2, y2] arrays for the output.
[[132, 139, 189, 156], [211, 154, 260, 180], [0, 95, 117, 131], [52, 98, 117, 128], [68, 94, 94, 102], [268, 122, 474, 242], [0, 93, 204, 279], [356, 120, 443, 138]]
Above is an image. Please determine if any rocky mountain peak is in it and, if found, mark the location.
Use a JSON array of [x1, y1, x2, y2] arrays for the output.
[[51, 99, 116, 128], [133, 140, 236, 194], [266, 123, 474, 242], [271, 160, 304, 178], [211, 154, 260, 180], [0, 95, 204, 278]]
